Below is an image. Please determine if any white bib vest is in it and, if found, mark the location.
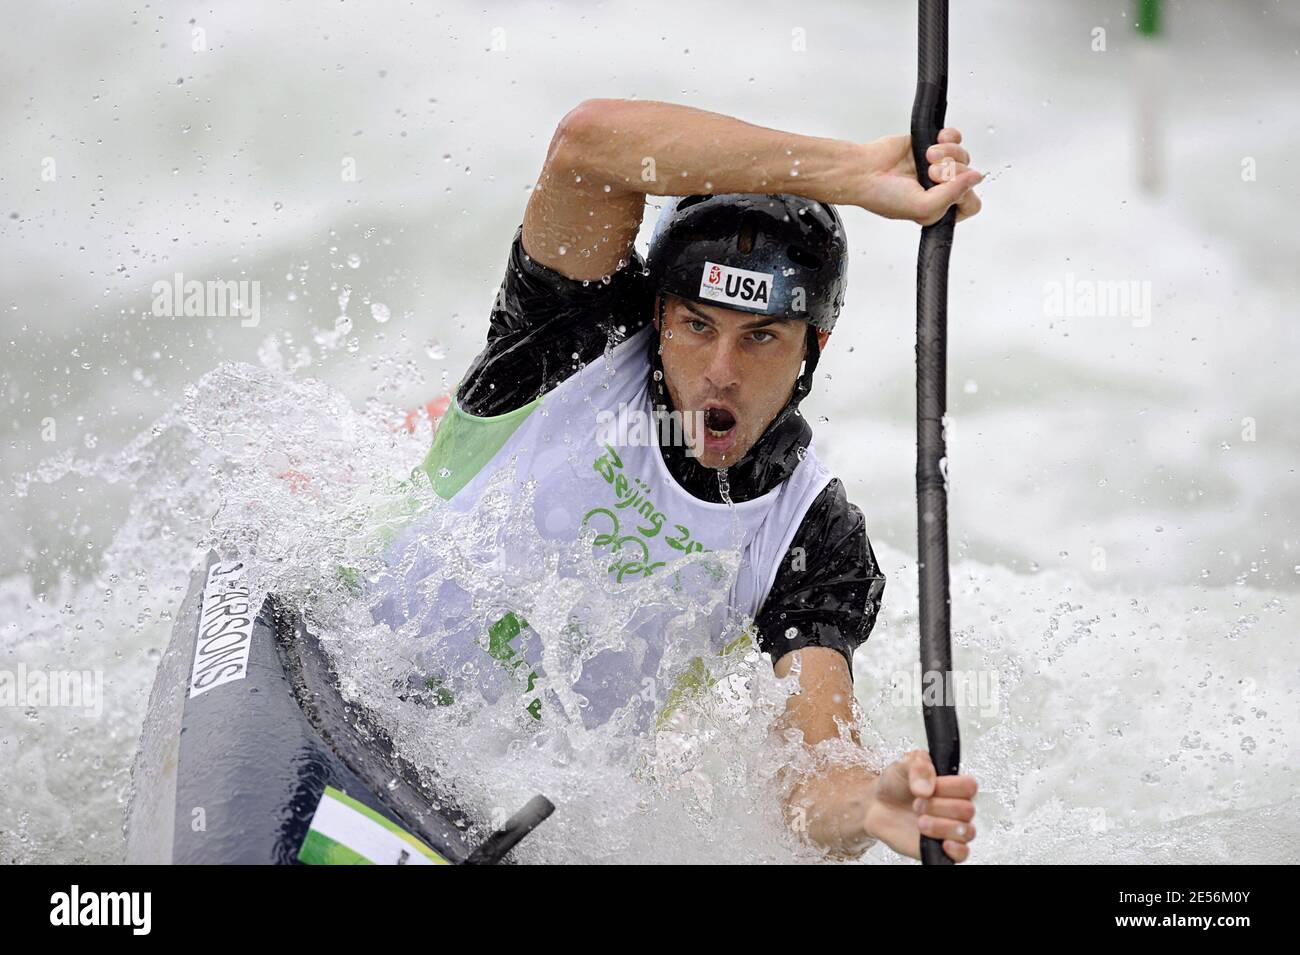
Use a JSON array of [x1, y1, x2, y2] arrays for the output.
[[374, 325, 833, 730]]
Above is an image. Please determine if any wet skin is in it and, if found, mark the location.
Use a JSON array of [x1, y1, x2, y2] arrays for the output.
[[655, 292, 830, 470]]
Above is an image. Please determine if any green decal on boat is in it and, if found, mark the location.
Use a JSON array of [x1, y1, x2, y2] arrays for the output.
[[298, 785, 449, 865]]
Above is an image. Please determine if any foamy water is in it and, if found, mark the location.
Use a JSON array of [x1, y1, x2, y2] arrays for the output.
[[3, 357, 1294, 864]]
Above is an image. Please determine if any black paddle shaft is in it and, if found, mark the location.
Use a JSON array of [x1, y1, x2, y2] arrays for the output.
[[910, 0, 961, 866]]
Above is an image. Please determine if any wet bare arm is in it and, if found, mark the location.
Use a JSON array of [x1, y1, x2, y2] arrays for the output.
[[774, 645, 979, 861], [774, 646, 879, 857], [523, 98, 983, 281]]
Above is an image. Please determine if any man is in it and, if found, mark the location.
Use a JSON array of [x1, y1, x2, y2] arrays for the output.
[[386, 98, 983, 861]]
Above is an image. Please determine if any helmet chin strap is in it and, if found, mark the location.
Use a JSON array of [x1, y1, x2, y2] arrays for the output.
[[791, 322, 822, 405]]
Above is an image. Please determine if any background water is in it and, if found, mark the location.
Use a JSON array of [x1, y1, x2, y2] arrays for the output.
[[2, 0, 1297, 863]]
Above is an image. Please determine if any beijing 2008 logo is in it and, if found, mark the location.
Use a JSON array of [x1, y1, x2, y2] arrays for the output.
[[707, 264, 721, 284]]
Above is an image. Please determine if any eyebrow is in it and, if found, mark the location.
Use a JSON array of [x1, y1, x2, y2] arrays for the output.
[[678, 299, 795, 331]]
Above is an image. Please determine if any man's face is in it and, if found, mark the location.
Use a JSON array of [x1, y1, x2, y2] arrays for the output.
[[656, 293, 827, 469]]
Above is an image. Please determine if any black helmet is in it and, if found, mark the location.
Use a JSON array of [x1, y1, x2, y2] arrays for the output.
[[644, 193, 848, 333]]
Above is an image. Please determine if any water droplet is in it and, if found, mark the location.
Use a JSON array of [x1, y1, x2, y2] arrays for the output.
[[717, 467, 734, 506]]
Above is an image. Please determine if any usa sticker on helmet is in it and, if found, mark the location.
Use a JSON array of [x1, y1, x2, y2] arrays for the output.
[[698, 261, 773, 311]]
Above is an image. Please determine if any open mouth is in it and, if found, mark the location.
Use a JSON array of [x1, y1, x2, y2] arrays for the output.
[[704, 406, 736, 437]]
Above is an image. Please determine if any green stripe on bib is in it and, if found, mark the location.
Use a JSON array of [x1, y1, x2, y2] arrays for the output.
[[421, 397, 540, 499]]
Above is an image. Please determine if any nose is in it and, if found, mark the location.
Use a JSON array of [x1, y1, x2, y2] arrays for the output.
[[703, 337, 741, 392]]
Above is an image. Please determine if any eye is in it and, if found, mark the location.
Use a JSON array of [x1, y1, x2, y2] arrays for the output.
[[686, 319, 709, 333], [749, 329, 775, 343]]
